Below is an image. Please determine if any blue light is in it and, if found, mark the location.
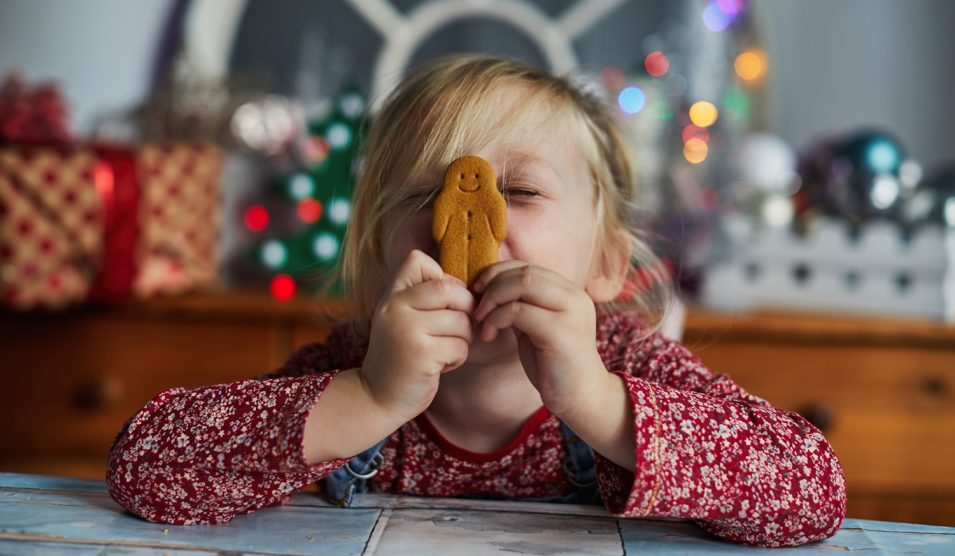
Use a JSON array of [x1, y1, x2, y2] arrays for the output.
[[866, 140, 901, 173], [703, 3, 733, 32], [618, 86, 646, 114]]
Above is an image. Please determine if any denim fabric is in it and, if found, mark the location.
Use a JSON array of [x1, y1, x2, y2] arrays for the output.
[[323, 419, 602, 507], [323, 438, 388, 507]]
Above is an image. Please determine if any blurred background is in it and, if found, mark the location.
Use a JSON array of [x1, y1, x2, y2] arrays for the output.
[[1, 0, 953, 526]]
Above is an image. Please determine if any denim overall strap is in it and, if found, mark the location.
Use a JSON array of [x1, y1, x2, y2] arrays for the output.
[[559, 420, 602, 505], [322, 438, 388, 507]]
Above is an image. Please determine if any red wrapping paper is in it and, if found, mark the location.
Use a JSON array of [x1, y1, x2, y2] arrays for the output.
[[0, 143, 222, 310]]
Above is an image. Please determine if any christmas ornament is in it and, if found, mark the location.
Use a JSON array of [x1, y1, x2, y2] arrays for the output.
[[795, 129, 906, 228]]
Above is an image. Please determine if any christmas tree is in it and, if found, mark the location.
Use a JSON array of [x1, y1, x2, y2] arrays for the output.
[[242, 86, 366, 301]]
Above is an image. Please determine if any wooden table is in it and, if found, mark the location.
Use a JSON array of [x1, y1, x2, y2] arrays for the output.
[[2, 473, 953, 555]]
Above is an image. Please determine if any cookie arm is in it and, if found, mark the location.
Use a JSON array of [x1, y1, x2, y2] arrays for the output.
[[487, 195, 507, 242], [432, 194, 450, 242]]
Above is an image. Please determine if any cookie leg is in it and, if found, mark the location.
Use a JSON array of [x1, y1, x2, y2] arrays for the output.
[[467, 238, 498, 286], [440, 238, 469, 284]]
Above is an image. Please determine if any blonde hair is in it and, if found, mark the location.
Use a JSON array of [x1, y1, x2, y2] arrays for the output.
[[334, 54, 671, 343]]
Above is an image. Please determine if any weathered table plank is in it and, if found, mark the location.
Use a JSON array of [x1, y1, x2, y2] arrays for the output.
[[0, 476, 379, 555], [368, 508, 623, 555], [3, 472, 954, 555]]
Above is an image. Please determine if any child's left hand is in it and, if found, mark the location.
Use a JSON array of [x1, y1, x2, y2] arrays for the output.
[[472, 261, 610, 419]]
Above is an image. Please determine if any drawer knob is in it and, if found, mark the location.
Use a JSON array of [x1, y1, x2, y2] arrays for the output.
[[796, 403, 833, 433], [73, 375, 123, 411], [921, 376, 947, 397]]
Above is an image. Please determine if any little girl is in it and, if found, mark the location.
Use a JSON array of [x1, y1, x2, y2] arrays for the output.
[[106, 55, 845, 547]]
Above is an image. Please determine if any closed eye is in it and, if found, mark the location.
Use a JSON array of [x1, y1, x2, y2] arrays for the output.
[[500, 187, 540, 199]]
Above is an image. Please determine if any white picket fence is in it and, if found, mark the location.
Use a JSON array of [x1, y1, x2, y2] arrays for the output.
[[701, 215, 955, 321]]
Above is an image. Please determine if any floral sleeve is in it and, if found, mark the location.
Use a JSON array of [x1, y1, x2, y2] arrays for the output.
[[594, 312, 847, 547], [105, 329, 359, 524]]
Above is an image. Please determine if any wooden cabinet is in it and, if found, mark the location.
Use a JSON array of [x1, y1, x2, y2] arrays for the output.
[[683, 310, 955, 527], [1, 292, 952, 526]]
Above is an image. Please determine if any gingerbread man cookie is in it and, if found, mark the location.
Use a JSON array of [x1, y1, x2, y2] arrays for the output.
[[432, 155, 507, 286]]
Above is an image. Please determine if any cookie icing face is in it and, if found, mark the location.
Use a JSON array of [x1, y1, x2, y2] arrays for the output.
[[454, 169, 484, 192]]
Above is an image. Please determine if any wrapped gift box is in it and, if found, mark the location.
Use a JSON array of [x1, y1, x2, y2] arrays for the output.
[[0, 142, 222, 310]]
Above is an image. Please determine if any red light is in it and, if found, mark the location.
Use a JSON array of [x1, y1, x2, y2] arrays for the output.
[[681, 124, 709, 144], [599, 66, 625, 92], [270, 274, 296, 302], [296, 198, 323, 223], [305, 136, 330, 164], [644, 51, 670, 78], [244, 205, 269, 232]]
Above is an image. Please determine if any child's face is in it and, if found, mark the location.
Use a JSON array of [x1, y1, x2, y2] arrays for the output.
[[383, 86, 603, 355]]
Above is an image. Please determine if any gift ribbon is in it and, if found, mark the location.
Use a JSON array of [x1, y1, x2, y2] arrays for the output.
[[88, 145, 140, 301]]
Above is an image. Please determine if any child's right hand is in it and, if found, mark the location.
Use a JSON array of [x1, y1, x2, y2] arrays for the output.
[[359, 249, 475, 423]]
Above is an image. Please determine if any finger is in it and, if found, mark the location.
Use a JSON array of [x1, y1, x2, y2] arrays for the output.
[[422, 309, 474, 344], [401, 277, 476, 313], [435, 336, 470, 373], [472, 260, 528, 293], [473, 265, 570, 322], [390, 249, 445, 292], [479, 301, 552, 345]]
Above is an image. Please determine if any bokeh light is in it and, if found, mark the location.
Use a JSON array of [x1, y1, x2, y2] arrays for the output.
[[702, 3, 733, 32], [288, 173, 314, 200], [270, 274, 296, 302], [689, 101, 719, 127], [261, 240, 287, 269], [684, 138, 709, 164], [682, 124, 710, 144], [244, 205, 269, 232], [618, 86, 646, 114], [866, 140, 901, 173], [304, 136, 330, 164], [870, 174, 900, 210], [599, 66, 626, 92], [644, 51, 670, 77], [296, 198, 323, 223], [648, 100, 673, 120], [327, 198, 351, 226], [312, 232, 340, 262], [723, 86, 751, 120], [326, 122, 351, 150], [735, 48, 767, 83], [716, 0, 745, 18]]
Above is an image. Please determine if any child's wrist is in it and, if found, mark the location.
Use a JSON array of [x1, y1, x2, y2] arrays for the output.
[[354, 367, 417, 428], [552, 367, 622, 434]]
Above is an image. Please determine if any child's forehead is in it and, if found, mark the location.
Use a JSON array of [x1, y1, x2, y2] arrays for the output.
[[399, 85, 587, 190]]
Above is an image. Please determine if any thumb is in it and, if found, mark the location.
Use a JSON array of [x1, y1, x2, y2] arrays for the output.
[[391, 249, 445, 292]]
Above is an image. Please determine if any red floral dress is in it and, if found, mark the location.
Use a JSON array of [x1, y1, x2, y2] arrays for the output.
[[106, 310, 846, 547]]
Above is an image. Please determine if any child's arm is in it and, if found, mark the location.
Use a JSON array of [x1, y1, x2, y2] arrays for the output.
[[472, 262, 843, 547], [107, 250, 473, 525], [105, 342, 357, 525], [586, 313, 846, 548]]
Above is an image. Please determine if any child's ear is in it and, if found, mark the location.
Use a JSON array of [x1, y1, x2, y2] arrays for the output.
[[585, 230, 632, 304]]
